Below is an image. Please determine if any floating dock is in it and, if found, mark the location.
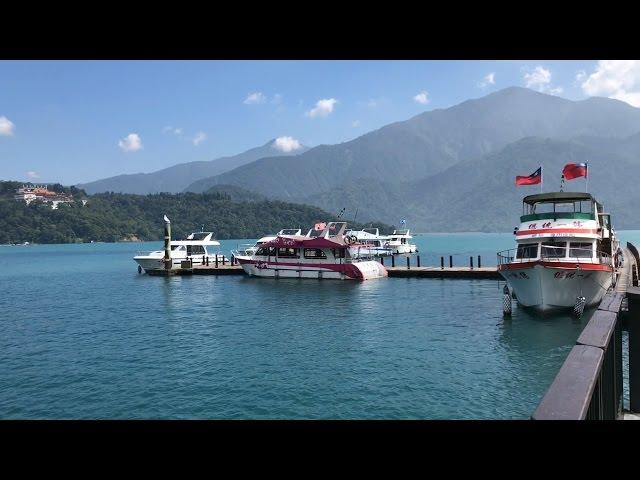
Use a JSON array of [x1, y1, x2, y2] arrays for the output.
[[148, 263, 501, 279]]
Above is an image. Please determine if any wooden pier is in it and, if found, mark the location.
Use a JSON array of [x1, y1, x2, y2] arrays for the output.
[[148, 263, 501, 279], [532, 242, 640, 420]]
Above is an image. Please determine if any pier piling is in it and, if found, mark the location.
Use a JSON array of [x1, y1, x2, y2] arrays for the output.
[[406, 257, 410, 270], [164, 216, 172, 271], [478, 256, 481, 268], [440, 257, 444, 269], [391, 256, 395, 267], [417, 256, 421, 268], [449, 256, 453, 268]]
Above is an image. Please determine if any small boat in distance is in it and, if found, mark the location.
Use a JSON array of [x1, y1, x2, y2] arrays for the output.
[[232, 221, 388, 280], [386, 229, 417, 254], [497, 191, 618, 311], [134, 230, 226, 273]]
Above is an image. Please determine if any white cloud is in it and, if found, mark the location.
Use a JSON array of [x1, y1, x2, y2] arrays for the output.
[[244, 92, 267, 105], [306, 98, 338, 118], [272, 136, 302, 153], [352, 120, 360, 128], [575, 70, 586, 83], [413, 91, 429, 105], [118, 133, 143, 152], [192, 131, 207, 146], [26, 171, 39, 179], [524, 66, 551, 89], [478, 72, 496, 88], [271, 93, 283, 105], [580, 60, 640, 108], [0, 116, 15, 136], [523, 65, 563, 95], [162, 126, 182, 135]]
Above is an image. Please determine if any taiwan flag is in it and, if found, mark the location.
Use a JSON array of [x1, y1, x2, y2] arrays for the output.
[[563, 162, 588, 180], [516, 167, 542, 186]]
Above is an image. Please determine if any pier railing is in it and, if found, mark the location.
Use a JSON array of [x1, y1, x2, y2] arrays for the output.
[[532, 292, 624, 420]]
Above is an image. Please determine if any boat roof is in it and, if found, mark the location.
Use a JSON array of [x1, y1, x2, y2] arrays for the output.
[[263, 221, 353, 249], [523, 192, 595, 205]]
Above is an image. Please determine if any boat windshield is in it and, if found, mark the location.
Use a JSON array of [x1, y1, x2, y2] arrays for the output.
[[525, 200, 593, 215], [279, 229, 301, 235], [188, 232, 211, 240]]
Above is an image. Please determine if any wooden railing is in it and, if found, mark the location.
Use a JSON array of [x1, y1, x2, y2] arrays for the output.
[[532, 292, 624, 420]]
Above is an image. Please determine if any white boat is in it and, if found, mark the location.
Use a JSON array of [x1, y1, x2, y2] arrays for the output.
[[386, 229, 417, 254], [344, 228, 393, 257], [236, 229, 302, 256], [232, 221, 388, 280], [497, 192, 618, 311], [134, 231, 227, 273]]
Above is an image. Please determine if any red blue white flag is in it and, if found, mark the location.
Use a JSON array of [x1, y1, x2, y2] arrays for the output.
[[516, 167, 542, 186]]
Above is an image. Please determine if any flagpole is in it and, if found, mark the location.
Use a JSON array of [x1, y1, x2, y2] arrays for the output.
[[585, 162, 589, 193], [540, 165, 543, 193]]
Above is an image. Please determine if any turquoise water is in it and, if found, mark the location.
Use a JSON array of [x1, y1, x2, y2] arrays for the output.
[[2, 232, 639, 419]]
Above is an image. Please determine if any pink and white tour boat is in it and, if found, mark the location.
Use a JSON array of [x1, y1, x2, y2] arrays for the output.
[[232, 221, 388, 280], [497, 192, 619, 311]]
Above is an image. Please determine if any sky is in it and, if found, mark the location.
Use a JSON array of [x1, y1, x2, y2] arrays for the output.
[[1, 60, 638, 185]]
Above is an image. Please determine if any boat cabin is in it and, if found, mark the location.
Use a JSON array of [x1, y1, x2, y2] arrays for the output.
[[512, 192, 614, 264]]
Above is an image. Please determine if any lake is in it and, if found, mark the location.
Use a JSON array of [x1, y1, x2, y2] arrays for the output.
[[2, 231, 638, 418]]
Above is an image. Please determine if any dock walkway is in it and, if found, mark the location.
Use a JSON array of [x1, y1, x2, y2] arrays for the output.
[[160, 264, 502, 279]]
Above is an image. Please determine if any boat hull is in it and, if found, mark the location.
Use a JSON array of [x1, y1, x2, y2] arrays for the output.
[[499, 262, 613, 311], [389, 245, 417, 254], [235, 257, 388, 280]]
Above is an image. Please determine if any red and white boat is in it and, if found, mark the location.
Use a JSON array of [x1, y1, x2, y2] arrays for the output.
[[232, 221, 388, 280], [497, 192, 618, 311]]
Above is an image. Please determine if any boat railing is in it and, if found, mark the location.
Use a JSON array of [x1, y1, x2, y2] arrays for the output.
[[136, 250, 163, 257], [233, 243, 257, 257], [497, 247, 612, 266]]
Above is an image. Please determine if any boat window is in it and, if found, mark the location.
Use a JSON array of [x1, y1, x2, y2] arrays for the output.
[[277, 247, 299, 258], [187, 245, 206, 256], [516, 243, 538, 260], [569, 242, 593, 258], [542, 240, 567, 259], [332, 248, 346, 259], [554, 202, 576, 213], [267, 247, 277, 257], [304, 248, 327, 259], [170, 245, 185, 251], [255, 247, 268, 256]]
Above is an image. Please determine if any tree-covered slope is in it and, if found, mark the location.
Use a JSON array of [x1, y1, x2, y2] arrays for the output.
[[0, 185, 390, 244]]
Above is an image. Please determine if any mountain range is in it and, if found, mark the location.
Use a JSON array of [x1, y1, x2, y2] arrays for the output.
[[77, 139, 309, 195], [77, 87, 640, 231]]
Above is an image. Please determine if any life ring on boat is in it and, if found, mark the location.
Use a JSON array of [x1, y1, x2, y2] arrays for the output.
[[345, 235, 357, 244]]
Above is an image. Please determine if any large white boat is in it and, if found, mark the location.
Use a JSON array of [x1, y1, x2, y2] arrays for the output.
[[232, 221, 388, 280], [497, 192, 618, 311], [134, 231, 226, 273]]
